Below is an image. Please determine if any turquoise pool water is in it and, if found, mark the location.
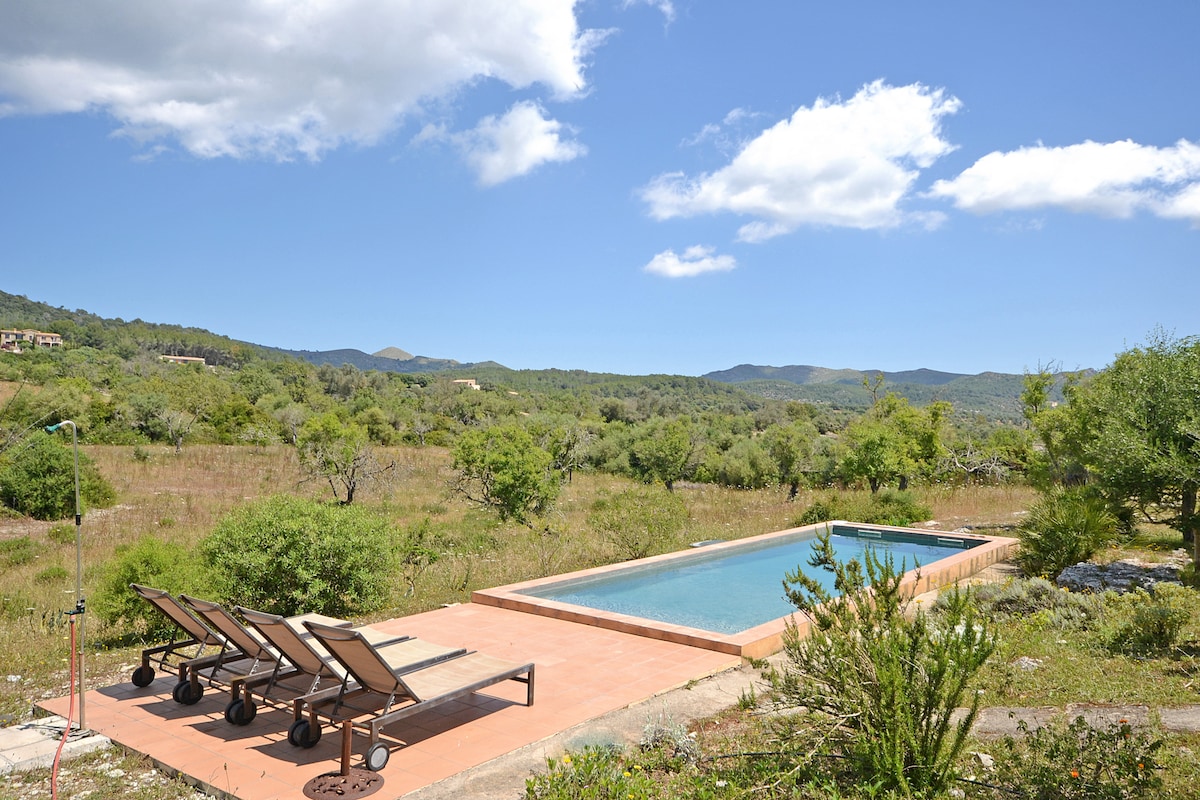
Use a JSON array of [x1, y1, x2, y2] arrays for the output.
[[521, 526, 979, 634]]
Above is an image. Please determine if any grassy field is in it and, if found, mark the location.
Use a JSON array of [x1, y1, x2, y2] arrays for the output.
[[6, 444, 1199, 798]]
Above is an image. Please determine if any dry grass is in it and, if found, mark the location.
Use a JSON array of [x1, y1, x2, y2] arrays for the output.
[[0, 445, 1035, 722]]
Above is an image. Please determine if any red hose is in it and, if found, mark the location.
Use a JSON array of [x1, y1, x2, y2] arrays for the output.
[[50, 614, 77, 800]]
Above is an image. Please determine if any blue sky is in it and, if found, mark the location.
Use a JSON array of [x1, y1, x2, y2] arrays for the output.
[[2, 1, 1197, 377]]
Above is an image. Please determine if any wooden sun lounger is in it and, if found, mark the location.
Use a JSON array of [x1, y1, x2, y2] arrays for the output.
[[224, 606, 414, 726], [290, 620, 535, 773], [128, 584, 229, 690]]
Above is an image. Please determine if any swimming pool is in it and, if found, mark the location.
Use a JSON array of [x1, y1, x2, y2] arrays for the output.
[[474, 521, 1016, 658]]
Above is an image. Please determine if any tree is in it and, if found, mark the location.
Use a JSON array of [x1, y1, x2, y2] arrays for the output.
[[629, 418, 695, 491], [451, 423, 561, 525], [840, 394, 949, 492], [762, 419, 818, 499], [1067, 331, 1200, 557], [296, 413, 393, 504], [0, 433, 115, 520]]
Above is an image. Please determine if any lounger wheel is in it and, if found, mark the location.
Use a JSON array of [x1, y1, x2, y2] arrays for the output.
[[224, 698, 257, 726], [288, 719, 321, 748], [365, 743, 390, 771], [172, 679, 204, 705], [131, 665, 155, 687]]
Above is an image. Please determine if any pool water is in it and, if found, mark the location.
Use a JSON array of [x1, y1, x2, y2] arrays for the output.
[[522, 527, 979, 634]]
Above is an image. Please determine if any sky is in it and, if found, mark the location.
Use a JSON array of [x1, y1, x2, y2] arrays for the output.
[[1, 1, 1198, 378]]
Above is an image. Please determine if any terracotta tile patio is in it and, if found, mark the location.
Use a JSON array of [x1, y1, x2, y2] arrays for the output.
[[39, 603, 740, 799]]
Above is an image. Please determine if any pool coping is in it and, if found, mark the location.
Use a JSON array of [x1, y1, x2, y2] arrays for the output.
[[472, 521, 1018, 660]]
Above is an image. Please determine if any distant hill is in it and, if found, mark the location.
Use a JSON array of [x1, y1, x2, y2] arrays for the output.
[[261, 345, 503, 374], [702, 364, 1084, 421]]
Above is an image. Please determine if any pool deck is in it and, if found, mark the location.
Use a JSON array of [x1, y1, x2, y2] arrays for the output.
[[36, 602, 739, 800], [475, 522, 1018, 659]]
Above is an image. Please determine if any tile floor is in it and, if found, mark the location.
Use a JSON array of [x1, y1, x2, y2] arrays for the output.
[[39, 603, 740, 800]]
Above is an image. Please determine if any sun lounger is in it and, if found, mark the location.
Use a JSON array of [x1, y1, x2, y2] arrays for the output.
[[128, 584, 229, 689], [225, 606, 417, 726], [290, 620, 534, 772]]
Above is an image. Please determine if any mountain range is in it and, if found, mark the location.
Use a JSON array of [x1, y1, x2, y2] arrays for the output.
[[0, 289, 1078, 420]]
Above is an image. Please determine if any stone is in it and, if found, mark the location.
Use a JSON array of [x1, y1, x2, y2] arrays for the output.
[[1055, 559, 1183, 594]]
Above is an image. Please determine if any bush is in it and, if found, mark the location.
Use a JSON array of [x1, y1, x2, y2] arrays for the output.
[[525, 746, 658, 800], [1017, 489, 1118, 578], [0, 434, 116, 520], [198, 495, 397, 617], [960, 577, 1107, 630], [588, 486, 688, 560], [1102, 583, 1196, 655], [773, 528, 994, 796], [0, 535, 39, 569], [47, 523, 76, 545], [795, 489, 931, 528], [992, 715, 1162, 800], [92, 536, 211, 637]]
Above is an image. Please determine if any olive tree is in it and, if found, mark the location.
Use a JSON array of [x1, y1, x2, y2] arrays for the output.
[[451, 423, 561, 525], [1067, 330, 1200, 557]]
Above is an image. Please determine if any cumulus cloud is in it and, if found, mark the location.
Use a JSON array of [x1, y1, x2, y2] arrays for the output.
[[644, 245, 736, 278], [928, 139, 1200, 224], [456, 101, 586, 186], [640, 80, 961, 239], [0, 0, 597, 161]]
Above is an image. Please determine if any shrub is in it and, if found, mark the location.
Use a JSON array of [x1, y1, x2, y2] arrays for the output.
[[0, 535, 39, 569], [992, 715, 1162, 800], [1102, 583, 1195, 655], [92, 536, 211, 637], [795, 489, 931, 527], [1016, 488, 1117, 578], [0, 434, 116, 520], [773, 527, 994, 796], [34, 565, 69, 584], [198, 495, 397, 617], [959, 577, 1107, 630], [588, 486, 688, 560], [47, 523, 76, 545], [525, 746, 658, 800]]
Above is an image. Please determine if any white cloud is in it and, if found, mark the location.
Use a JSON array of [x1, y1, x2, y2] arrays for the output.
[[622, 0, 676, 24], [640, 80, 961, 239], [456, 101, 586, 186], [0, 0, 597, 161], [644, 245, 736, 278], [929, 139, 1200, 224]]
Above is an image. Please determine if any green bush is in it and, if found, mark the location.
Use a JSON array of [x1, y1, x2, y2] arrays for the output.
[[1102, 583, 1195, 655], [795, 489, 931, 527], [525, 746, 658, 800], [960, 577, 1107, 630], [0, 434, 116, 520], [198, 495, 397, 617], [0, 535, 39, 569], [1016, 488, 1118, 578], [47, 523, 76, 545], [992, 715, 1162, 800], [92, 536, 211, 637], [773, 528, 994, 796], [588, 486, 688, 560], [34, 565, 69, 584]]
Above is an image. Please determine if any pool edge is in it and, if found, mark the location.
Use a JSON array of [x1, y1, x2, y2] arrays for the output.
[[472, 521, 1018, 659]]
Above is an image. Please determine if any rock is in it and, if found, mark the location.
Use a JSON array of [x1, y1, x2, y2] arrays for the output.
[[1012, 656, 1043, 672], [972, 751, 996, 770], [1055, 559, 1183, 593]]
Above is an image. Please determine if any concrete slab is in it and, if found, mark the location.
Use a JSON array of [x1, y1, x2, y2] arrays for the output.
[[0, 716, 111, 775]]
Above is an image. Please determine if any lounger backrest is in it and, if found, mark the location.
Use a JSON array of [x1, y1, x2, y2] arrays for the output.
[[131, 584, 223, 646], [305, 621, 412, 699], [237, 606, 336, 677], [180, 594, 274, 660]]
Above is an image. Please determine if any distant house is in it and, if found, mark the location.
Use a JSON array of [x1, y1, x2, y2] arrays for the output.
[[0, 328, 63, 352], [160, 355, 207, 366], [452, 378, 481, 390]]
